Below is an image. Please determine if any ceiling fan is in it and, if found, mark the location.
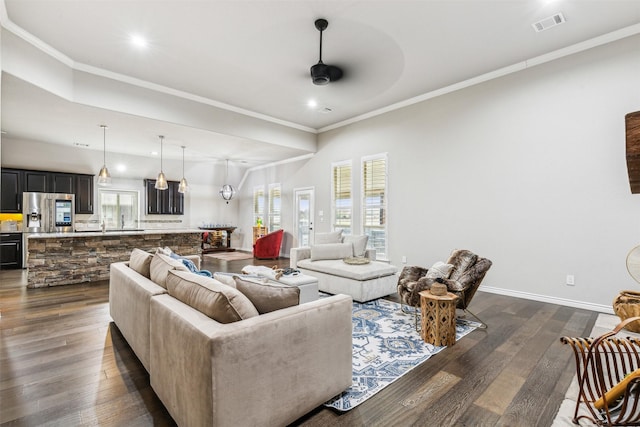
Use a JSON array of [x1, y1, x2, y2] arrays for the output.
[[310, 18, 343, 85]]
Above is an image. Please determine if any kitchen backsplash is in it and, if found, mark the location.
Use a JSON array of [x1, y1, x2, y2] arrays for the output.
[[74, 217, 186, 230], [0, 213, 23, 232]]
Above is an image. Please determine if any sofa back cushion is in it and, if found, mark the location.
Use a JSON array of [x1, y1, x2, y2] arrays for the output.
[[315, 230, 343, 244], [129, 248, 153, 278], [311, 242, 353, 261], [150, 252, 189, 289], [167, 270, 259, 323], [343, 235, 369, 257], [234, 276, 300, 314]]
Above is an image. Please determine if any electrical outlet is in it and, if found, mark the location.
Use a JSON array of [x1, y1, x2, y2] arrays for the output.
[[566, 274, 575, 286], [402, 256, 407, 264]]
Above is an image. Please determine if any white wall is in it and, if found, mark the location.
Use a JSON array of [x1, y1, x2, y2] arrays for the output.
[[241, 34, 640, 312]]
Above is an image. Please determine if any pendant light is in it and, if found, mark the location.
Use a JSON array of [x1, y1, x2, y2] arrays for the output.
[[155, 135, 168, 190], [97, 124, 111, 186], [219, 159, 236, 204], [178, 145, 188, 193]]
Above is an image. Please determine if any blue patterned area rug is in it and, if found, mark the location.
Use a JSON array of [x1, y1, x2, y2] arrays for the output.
[[324, 298, 479, 411]]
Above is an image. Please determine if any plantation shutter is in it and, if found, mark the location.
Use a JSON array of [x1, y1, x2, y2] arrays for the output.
[[362, 155, 387, 259], [268, 184, 281, 231], [253, 186, 265, 226], [332, 162, 352, 234]]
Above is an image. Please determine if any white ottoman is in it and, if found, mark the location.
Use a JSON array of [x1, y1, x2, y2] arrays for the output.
[[240, 265, 319, 304]]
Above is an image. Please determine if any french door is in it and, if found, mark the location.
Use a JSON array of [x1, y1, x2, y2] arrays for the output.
[[293, 187, 314, 247]]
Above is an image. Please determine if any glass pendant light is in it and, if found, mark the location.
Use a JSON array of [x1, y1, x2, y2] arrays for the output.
[[155, 135, 168, 190], [178, 145, 188, 193], [97, 124, 112, 186], [219, 159, 236, 204]]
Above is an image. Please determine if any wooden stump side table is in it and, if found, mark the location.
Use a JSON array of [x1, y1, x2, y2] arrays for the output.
[[419, 290, 460, 346]]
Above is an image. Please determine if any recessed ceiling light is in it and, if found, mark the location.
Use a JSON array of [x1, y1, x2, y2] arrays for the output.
[[151, 151, 158, 156], [73, 142, 90, 147], [307, 99, 318, 108], [130, 34, 148, 49], [116, 164, 126, 172]]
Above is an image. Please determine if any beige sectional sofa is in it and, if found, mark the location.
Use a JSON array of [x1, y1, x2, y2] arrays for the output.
[[290, 231, 399, 303], [109, 249, 353, 427]]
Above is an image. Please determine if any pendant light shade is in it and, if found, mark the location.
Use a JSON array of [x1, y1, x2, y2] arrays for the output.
[[219, 159, 236, 204], [97, 125, 111, 186], [178, 145, 188, 193], [155, 135, 168, 190]]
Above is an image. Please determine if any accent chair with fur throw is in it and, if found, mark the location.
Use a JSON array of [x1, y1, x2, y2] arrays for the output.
[[397, 249, 492, 328]]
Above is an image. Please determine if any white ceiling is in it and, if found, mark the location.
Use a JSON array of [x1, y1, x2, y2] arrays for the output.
[[2, 0, 640, 164]]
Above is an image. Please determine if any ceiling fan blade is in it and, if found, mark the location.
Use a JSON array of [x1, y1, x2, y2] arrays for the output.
[[327, 65, 343, 82]]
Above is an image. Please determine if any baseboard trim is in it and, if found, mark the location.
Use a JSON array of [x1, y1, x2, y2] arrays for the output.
[[479, 285, 614, 314]]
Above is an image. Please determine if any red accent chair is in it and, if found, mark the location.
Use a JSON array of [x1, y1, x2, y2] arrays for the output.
[[253, 229, 284, 260]]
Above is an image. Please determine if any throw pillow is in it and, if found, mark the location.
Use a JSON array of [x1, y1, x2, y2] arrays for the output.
[[425, 261, 454, 280], [310, 242, 353, 261], [150, 251, 189, 289], [234, 276, 300, 314], [343, 235, 369, 257], [314, 230, 343, 244], [167, 270, 259, 323], [129, 248, 153, 279]]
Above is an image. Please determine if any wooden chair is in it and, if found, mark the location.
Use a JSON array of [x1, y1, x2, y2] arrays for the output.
[[561, 317, 640, 425]]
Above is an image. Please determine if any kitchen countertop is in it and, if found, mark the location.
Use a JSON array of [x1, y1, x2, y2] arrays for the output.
[[26, 229, 203, 239]]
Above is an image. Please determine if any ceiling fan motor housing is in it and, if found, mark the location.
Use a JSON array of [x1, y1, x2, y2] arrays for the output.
[[311, 62, 330, 85]]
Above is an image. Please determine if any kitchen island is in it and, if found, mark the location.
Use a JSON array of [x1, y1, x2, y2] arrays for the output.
[[25, 229, 202, 288]]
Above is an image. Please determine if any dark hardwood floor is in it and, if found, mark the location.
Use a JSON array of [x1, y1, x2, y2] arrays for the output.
[[0, 255, 598, 426]]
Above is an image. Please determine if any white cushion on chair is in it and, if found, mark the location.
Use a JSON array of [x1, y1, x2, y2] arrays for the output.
[[425, 261, 453, 279]]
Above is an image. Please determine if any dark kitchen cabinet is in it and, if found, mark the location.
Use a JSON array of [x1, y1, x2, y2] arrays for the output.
[[75, 174, 94, 214], [0, 233, 22, 269], [145, 179, 184, 215], [0, 168, 94, 214], [50, 172, 75, 194], [24, 170, 48, 192], [1, 169, 22, 212]]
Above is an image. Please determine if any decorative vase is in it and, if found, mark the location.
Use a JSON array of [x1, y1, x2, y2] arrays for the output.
[[613, 290, 640, 332]]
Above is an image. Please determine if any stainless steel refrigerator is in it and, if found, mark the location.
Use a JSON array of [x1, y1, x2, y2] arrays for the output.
[[22, 192, 75, 266]]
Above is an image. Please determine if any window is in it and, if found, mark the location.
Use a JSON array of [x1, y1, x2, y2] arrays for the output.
[[268, 183, 281, 231], [362, 154, 387, 259], [332, 160, 352, 235], [253, 185, 265, 227], [99, 189, 139, 230]]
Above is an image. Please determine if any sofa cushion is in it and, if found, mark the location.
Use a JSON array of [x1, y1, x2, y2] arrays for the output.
[[150, 252, 189, 289], [343, 235, 369, 257], [311, 242, 353, 261], [315, 230, 343, 244], [425, 261, 454, 279], [298, 258, 397, 281], [166, 270, 259, 323], [129, 248, 153, 279], [234, 276, 300, 314]]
